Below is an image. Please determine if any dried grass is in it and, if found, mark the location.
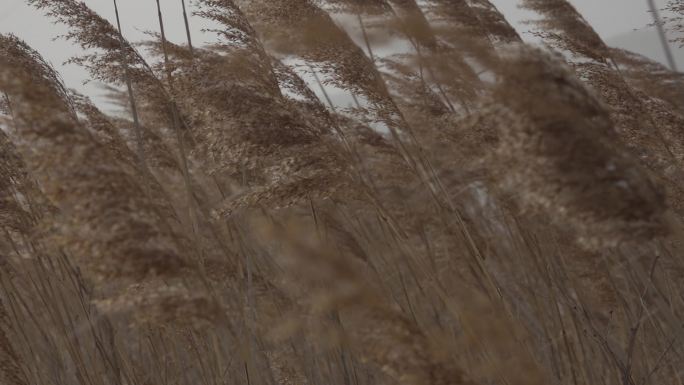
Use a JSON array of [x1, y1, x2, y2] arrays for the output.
[[1, 2, 684, 385]]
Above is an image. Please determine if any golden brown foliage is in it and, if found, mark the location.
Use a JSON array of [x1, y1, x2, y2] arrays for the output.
[[2, 2, 684, 385]]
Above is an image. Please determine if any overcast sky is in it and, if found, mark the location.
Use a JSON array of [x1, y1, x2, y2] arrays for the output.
[[493, 0, 668, 38], [0, 0, 672, 102]]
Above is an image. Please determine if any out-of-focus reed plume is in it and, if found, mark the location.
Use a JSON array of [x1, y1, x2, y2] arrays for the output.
[[254, 215, 476, 385], [522, 0, 684, 217], [492, 46, 667, 249]]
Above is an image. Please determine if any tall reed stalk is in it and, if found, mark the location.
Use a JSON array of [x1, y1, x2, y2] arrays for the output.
[[112, 0, 146, 170], [648, 0, 678, 71], [180, 0, 194, 54]]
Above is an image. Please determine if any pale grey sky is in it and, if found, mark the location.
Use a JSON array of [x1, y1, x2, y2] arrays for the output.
[[0, 0, 673, 102], [492, 0, 669, 38]]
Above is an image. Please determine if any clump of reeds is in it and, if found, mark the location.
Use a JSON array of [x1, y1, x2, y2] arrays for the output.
[[0, 33, 232, 340], [4, 1, 684, 385], [0, 34, 187, 286]]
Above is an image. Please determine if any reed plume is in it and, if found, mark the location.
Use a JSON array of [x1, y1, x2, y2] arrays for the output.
[[27, 0, 158, 93], [186, 0, 353, 213], [28, 0, 188, 148], [521, 0, 610, 63], [424, 0, 520, 53], [237, 0, 411, 133], [612, 47, 684, 113], [468, 0, 521, 43], [412, 0, 515, 106]]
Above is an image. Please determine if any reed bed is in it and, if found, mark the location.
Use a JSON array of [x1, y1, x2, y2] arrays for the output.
[[1, 1, 684, 384]]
